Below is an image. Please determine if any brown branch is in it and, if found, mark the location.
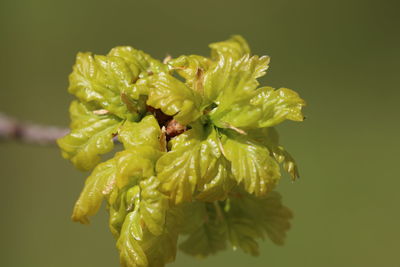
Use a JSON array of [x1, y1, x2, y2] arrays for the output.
[[0, 113, 69, 145]]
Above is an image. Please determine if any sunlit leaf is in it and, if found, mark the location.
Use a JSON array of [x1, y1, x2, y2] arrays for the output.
[[114, 146, 162, 189], [117, 205, 182, 267], [168, 55, 211, 95], [118, 115, 163, 151], [212, 87, 305, 129], [72, 159, 117, 224], [248, 127, 300, 180], [139, 176, 168, 236], [146, 73, 203, 125], [209, 35, 250, 60], [156, 126, 234, 204], [204, 53, 269, 105], [57, 111, 121, 171], [108, 46, 167, 78], [222, 131, 281, 197], [68, 52, 141, 120]]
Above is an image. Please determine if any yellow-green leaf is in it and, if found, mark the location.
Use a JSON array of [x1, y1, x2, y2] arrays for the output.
[[139, 176, 168, 236], [114, 146, 162, 189], [57, 112, 121, 171], [118, 115, 163, 151], [68, 52, 140, 120], [108, 46, 167, 78], [248, 127, 300, 180], [209, 35, 250, 60], [204, 53, 269, 105], [222, 132, 281, 197], [212, 87, 305, 129], [156, 127, 234, 204], [146, 73, 203, 125], [72, 159, 117, 224]]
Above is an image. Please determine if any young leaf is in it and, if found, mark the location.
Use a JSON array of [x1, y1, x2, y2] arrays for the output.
[[68, 100, 101, 129], [212, 87, 305, 129], [114, 146, 162, 189], [139, 176, 168, 236], [117, 210, 148, 267], [72, 159, 117, 224], [248, 127, 300, 180], [117, 206, 182, 267], [204, 53, 269, 106], [156, 127, 234, 204], [108, 46, 167, 79], [168, 55, 211, 96], [222, 131, 281, 197], [68, 52, 140, 120], [179, 202, 227, 257], [118, 115, 163, 151], [227, 191, 293, 247], [226, 214, 263, 256], [146, 73, 203, 125], [57, 112, 121, 171], [209, 35, 251, 60]]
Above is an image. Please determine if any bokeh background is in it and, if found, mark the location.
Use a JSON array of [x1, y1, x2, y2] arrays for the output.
[[1, 0, 399, 266]]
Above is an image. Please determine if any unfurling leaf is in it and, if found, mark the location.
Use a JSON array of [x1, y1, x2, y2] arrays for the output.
[[68, 52, 141, 120], [209, 35, 250, 60], [212, 87, 305, 129], [72, 159, 117, 224], [168, 55, 211, 91], [146, 73, 203, 125], [118, 115, 163, 151], [117, 205, 182, 267], [156, 126, 235, 204], [248, 127, 300, 180], [222, 131, 281, 197], [57, 102, 121, 171]]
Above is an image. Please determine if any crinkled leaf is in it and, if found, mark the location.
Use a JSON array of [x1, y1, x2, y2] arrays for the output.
[[108, 46, 168, 99], [72, 159, 117, 224], [248, 127, 300, 180], [179, 202, 227, 257], [68, 52, 140, 120], [68, 100, 100, 129], [114, 146, 163, 189], [139, 176, 168, 236], [108, 185, 139, 238], [212, 87, 305, 129], [146, 73, 203, 125], [117, 206, 182, 267], [204, 53, 269, 105], [209, 35, 250, 60], [108, 46, 167, 78], [57, 111, 121, 171], [168, 55, 211, 95], [156, 126, 234, 204], [225, 214, 263, 256], [227, 191, 293, 248], [118, 115, 163, 151], [222, 131, 280, 197], [117, 210, 148, 267]]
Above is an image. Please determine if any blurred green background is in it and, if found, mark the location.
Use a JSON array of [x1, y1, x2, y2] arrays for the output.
[[1, 0, 399, 266]]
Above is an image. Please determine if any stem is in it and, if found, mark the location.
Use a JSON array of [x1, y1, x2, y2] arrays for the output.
[[0, 113, 69, 145]]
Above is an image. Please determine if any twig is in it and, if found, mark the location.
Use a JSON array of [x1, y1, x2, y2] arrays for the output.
[[0, 113, 69, 145]]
